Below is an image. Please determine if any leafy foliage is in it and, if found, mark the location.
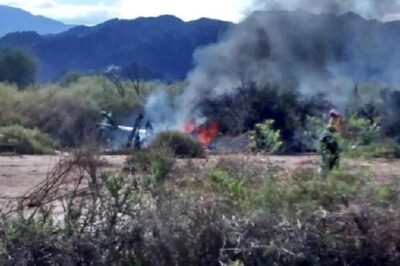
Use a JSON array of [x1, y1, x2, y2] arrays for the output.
[[346, 113, 381, 147], [0, 125, 53, 154], [58, 71, 83, 87], [150, 131, 206, 158], [126, 147, 174, 185], [249, 119, 283, 154], [208, 170, 247, 200], [0, 76, 146, 147], [337, 112, 395, 158], [0, 48, 36, 89]]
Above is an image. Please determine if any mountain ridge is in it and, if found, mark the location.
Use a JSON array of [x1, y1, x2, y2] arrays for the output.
[[2, 10, 399, 84], [0, 14, 232, 81], [0, 5, 73, 37]]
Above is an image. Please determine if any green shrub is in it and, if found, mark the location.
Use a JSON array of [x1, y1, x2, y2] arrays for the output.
[[208, 170, 247, 201], [126, 147, 174, 185], [346, 113, 380, 147], [58, 71, 83, 87], [249, 119, 283, 154], [149, 152, 174, 183], [345, 139, 400, 159], [373, 182, 400, 203], [150, 131, 206, 158], [1, 76, 152, 147], [0, 84, 25, 126], [0, 125, 53, 154], [337, 113, 392, 158], [247, 167, 367, 219]]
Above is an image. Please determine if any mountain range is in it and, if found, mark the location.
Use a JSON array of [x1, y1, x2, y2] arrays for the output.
[[0, 10, 231, 81], [1, 6, 400, 84], [0, 5, 72, 37]]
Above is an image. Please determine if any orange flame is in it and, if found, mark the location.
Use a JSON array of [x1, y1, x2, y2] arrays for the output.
[[182, 120, 196, 134], [196, 120, 220, 146], [181, 119, 220, 146]]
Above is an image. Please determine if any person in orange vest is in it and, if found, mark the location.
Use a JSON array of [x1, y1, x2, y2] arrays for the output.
[[328, 109, 346, 134]]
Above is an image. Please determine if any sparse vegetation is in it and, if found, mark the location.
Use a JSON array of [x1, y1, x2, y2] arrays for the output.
[[0, 125, 53, 154], [0, 152, 399, 265], [0, 75, 399, 157], [0, 75, 399, 264], [0, 76, 155, 149]]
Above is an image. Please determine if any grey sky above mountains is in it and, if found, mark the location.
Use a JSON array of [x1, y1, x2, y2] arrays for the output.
[[0, 0, 399, 25]]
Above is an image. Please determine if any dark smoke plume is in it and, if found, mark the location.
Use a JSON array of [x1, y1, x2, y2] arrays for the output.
[[253, 0, 400, 21], [146, 4, 400, 131], [178, 10, 400, 115]]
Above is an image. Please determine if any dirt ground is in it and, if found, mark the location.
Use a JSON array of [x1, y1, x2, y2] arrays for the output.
[[0, 154, 399, 203]]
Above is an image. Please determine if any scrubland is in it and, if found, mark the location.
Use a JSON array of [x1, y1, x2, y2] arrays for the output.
[[0, 76, 400, 265]]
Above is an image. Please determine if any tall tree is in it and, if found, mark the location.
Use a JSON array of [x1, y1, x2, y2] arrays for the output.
[[0, 48, 36, 89]]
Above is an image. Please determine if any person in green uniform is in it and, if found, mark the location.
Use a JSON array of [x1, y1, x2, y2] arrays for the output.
[[320, 125, 340, 176]]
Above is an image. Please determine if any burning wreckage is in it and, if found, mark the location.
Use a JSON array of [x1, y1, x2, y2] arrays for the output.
[[97, 111, 220, 150]]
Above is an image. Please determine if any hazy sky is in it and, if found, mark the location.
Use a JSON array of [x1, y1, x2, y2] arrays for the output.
[[1, 0, 399, 25], [0, 0, 251, 25]]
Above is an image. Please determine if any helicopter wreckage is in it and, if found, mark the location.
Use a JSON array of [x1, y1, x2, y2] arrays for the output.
[[97, 111, 221, 151], [97, 111, 153, 150]]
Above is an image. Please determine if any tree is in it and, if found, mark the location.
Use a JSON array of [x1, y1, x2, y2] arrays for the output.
[[0, 48, 36, 89], [200, 82, 329, 141]]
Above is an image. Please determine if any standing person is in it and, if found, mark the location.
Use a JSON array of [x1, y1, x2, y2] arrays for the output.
[[328, 109, 346, 134], [320, 126, 340, 176], [127, 113, 143, 148]]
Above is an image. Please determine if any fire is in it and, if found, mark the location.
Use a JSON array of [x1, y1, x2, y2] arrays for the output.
[[182, 119, 220, 146], [182, 119, 196, 134], [196, 120, 220, 146]]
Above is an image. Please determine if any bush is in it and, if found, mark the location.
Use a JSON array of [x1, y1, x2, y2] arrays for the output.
[[208, 170, 247, 201], [344, 139, 400, 159], [58, 71, 83, 87], [150, 131, 206, 158], [249, 119, 283, 154], [338, 113, 399, 159], [0, 84, 25, 126], [0, 76, 149, 147], [0, 125, 53, 154], [126, 147, 174, 185], [346, 113, 380, 147]]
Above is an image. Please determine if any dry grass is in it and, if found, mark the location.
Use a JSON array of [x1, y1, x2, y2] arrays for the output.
[[0, 150, 399, 265]]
